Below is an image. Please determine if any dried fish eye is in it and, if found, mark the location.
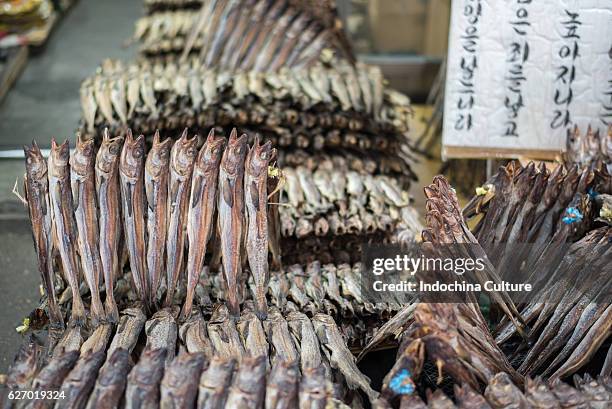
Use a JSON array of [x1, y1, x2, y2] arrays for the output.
[[109, 145, 119, 155], [133, 148, 143, 158]]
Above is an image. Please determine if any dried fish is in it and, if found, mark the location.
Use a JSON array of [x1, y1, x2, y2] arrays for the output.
[[125, 347, 167, 409], [245, 137, 276, 319], [197, 356, 236, 409], [96, 130, 124, 322], [57, 350, 106, 409], [225, 355, 267, 408], [85, 348, 131, 409], [119, 131, 149, 305], [218, 129, 248, 317], [71, 134, 106, 325], [145, 131, 172, 305], [145, 308, 178, 366], [48, 139, 86, 326], [265, 359, 299, 409], [182, 130, 225, 319], [165, 129, 198, 306], [24, 142, 63, 327], [160, 352, 205, 409]]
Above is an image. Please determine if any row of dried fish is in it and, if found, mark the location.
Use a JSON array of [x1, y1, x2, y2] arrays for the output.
[[23, 127, 278, 331], [278, 149, 417, 184], [378, 369, 612, 409], [133, 0, 352, 68], [3, 304, 380, 408], [79, 59, 411, 138]]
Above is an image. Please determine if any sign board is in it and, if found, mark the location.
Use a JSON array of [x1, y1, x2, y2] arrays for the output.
[[443, 0, 612, 159]]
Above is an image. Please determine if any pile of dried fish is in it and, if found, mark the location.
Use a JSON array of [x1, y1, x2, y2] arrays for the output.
[[133, 0, 352, 65], [278, 167, 420, 264], [358, 170, 610, 407], [563, 125, 612, 171], [3, 303, 382, 408], [79, 59, 411, 154]]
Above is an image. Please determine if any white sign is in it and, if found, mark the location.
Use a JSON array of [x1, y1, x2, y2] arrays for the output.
[[443, 0, 612, 159]]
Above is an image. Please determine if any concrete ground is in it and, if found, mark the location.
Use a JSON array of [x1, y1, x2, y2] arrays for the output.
[[0, 0, 140, 372]]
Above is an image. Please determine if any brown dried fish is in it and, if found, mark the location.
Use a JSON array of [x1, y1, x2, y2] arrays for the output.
[[24, 350, 79, 409], [265, 359, 299, 409], [225, 355, 267, 408], [145, 131, 172, 305], [197, 356, 236, 409], [107, 307, 147, 355], [182, 130, 225, 320], [160, 352, 205, 409], [48, 139, 86, 326], [125, 347, 167, 409], [71, 134, 106, 325], [24, 142, 63, 327], [57, 350, 106, 409], [165, 129, 198, 306], [95, 130, 124, 322], [119, 131, 149, 305], [85, 348, 131, 409], [218, 129, 248, 317]]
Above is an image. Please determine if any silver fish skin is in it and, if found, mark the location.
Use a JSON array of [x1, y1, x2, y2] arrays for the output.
[[145, 131, 172, 305], [24, 142, 63, 327], [119, 130, 149, 305], [165, 129, 198, 306], [71, 134, 106, 326], [265, 308, 299, 366], [225, 355, 267, 409], [125, 347, 167, 409], [197, 356, 236, 409], [286, 311, 323, 371], [236, 308, 269, 361], [56, 350, 106, 409], [244, 137, 276, 319], [181, 129, 225, 320], [85, 348, 131, 409], [218, 128, 248, 317], [160, 352, 205, 409], [95, 130, 123, 323], [48, 139, 86, 327]]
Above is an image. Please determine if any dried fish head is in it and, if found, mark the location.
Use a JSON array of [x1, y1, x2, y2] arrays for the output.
[[71, 134, 96, 179], [24, 141, 47, 181], [119, 130, 146, 180], [197, 129, 226, 174], [170, 128, 198, 176], [96, 129, 124, 175], [221, 128, 248, 176], [49, 138, 71, 178], [246, 137, 275, 178], [145, 130, 173, 178]]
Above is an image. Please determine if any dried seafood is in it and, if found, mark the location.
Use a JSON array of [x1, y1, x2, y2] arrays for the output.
[[133, 0, 351, 65]]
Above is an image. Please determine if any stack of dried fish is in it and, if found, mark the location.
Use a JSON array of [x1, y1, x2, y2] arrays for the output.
[[133, 0, 352, 65], [278, 166, 420, 264], [3, 304, 381, 408], [79, 59, 412, 166], [563, 125, 612, 171]]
